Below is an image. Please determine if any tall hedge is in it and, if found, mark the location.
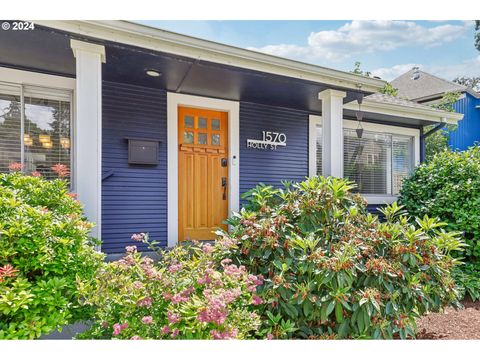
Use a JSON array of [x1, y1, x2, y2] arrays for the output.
[[399, 146, 480, 260]]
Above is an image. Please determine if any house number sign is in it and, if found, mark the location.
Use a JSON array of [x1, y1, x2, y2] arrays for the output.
[[246, 131, 287, 150]]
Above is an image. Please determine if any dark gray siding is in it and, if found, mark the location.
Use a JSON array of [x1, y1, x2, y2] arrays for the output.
[[239, 102, 309, 199], [102, 81, 167, 253]]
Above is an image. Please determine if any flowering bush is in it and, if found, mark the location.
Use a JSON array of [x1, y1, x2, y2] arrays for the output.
[[220, 176, 465, 339], [0, 168, 103, 339], [77, 235, 262, 339]]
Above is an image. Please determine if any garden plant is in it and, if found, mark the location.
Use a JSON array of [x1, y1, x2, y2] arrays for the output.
[[399, 145, 480, 300], [218, 176, 465, 339], [77, 234, 262, 340], [0, 164, 103, 339]]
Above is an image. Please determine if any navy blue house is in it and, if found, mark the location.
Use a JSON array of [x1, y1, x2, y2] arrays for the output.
[[0, 21, 462, 254]]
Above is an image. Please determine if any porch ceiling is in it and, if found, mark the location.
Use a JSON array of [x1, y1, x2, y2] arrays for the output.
[[0, 25, 368, 113]]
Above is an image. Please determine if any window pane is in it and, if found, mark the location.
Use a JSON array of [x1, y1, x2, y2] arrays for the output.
[[316, 124, 322, 175], [198, 133, 207, 145], [212, 134, 220, 146], [344, 129, 391, 195], [0, 90, 21, 172], [184, 131, 194, 144], [198, 117, 207, 129], [212, 119, 220, 130], [184, 115, 194, 128], [392, 135, 414, 195], [24, 96, 71, 180]]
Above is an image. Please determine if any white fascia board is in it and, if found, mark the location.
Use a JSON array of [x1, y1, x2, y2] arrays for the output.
[[344, 99, 464, 125], [32, 20, 385, 93]]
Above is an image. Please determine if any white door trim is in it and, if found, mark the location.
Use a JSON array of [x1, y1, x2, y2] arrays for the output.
[[167, 92, 240, 247]]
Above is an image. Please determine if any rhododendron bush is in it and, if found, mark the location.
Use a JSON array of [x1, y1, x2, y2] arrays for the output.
[[220, 176, 465, 339], [77, 235, 261, 339], [0, 168, 103, 339]]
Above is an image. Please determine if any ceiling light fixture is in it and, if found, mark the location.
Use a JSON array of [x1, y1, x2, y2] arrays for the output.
[[146, 69, 161, 77]]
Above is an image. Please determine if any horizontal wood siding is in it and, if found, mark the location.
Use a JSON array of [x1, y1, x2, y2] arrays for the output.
[[239, 102, 309, 201], [102, 81, 167, 253], [449, 93, 480, 151]]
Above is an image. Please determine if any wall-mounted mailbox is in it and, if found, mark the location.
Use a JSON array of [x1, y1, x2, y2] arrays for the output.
[[125, 137, 161, 165]]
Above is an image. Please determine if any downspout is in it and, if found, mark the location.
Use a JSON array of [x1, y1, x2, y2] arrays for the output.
[[420, 122, 447, 162]]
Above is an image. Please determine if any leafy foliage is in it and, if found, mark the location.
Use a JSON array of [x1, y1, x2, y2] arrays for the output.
[[453, 76, 480, 92], [219, 176, 465, 339], [77, 235, 261, 340], [399, 146, 480, 260], [475, 20, 480, 52], [350, 61, 398, 96], [0, 172, 103, 339], [452, 263, 480, 301]]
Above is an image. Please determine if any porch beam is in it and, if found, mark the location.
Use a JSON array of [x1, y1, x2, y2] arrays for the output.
[[70, 39, 106, 243], [319, 89, 347, 178]]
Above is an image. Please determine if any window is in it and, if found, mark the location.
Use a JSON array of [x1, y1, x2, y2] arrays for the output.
[[343, 128, 414, 196], [316, 123, 323, 175], [0, 82, 72, 180]]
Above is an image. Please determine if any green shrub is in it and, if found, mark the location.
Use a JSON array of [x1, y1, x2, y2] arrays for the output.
[[399, 146, 480, 260], [0, 170, 103, 339], [77, 235, 261, 340], [219, 176, 465, 339], [452, 263, 480, 301]]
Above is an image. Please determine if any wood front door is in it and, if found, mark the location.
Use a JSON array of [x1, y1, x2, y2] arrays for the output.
[[178, 107, 229, 241]]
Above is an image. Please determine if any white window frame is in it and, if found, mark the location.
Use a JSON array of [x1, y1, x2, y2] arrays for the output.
[[0, 67, 76, 186], [344, 120, 419, 204], [309, 115, 420, 204]]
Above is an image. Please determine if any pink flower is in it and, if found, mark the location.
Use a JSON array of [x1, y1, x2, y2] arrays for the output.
[[161, 325, 171, 335], [167, 311, 181, 325], [267, 333, 274, 340], [112, 322, 128, 336], [125, 245, 137, 253], [137, 297, 153, 308], [210, 328, 238, 340], [202, 243, 214, 254], [131, 335, 142, 340], [131, 233, 145, 242], [171, 328, 179, 338], [67, 193, 78, 199], [51, 163, 70, 178], [252, 295, 263, 305], [132, 281, 144, 289], [197, 274, 212, 285], [168, 263, 183, 273], [220, 258, 232, 267], [8, 162, 23, 172], [0, 264, 18, 278], [31, 171, 41, 177], [141, 316, 153, 325]]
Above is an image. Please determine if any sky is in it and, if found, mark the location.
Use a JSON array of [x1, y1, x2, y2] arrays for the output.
[[137, 20, 479, 82]]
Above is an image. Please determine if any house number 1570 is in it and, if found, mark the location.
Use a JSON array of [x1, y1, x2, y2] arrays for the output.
[[262, 131, 287, 144]]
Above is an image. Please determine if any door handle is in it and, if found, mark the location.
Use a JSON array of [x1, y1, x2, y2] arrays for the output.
[[221, 177, 227, 200]]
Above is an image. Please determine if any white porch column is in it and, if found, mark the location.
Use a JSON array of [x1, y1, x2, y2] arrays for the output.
[[318, 89, 346, 178], [70, 40, 106, 241]]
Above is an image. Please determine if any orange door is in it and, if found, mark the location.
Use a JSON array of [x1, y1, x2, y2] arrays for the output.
[[178, 107, 229, 241]]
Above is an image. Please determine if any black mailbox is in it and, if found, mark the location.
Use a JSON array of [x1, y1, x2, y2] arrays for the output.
[[125, 137, 161, 165]]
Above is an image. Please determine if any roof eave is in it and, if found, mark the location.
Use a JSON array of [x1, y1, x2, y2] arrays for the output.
[[344, 99, 464, 125], [32, 20, 386, 93]]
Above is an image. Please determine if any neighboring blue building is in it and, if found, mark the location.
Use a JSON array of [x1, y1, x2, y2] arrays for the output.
[[392, 68, 480, 151], [0, 21, 462, 254]]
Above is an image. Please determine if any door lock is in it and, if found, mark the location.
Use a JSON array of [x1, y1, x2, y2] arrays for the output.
[[221, 158, 228, 167]]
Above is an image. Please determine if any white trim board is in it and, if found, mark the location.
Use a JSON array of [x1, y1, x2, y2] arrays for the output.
[[167, 92, 240, 247], [0, 66, 75, 90]]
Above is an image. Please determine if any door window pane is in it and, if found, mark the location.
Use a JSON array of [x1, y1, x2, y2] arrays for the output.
[[198, 117, 207, 129], [0, 89, 21, 172], [212, 119, 220, 130], [184, 131, 194, 144], [24, 96, 71, 180], [198, 133, 207, 145], [212, 134, 220, 146], [184, 115, 194, 128]]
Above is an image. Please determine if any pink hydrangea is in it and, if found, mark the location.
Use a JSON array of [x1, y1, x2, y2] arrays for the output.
[[131, 233, 145, 242], [197, 274, 212, 285], [202, 243, 214, 254], [252, 295, 263, 305], [167, 311, 181, 325], [168, 263, 183, 273], [142, 316, 153, 325], [137, 297, 153, 308], [125, 245, 137, 253], [112, 322, 128, 336], [171, 328, 179, 338], [161, 325, 171, 335]]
